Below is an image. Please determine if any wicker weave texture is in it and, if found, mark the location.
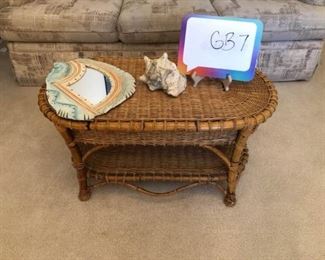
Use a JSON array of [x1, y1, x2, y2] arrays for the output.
[[74, 130, 238, 146], [92, 57, 277, 130], [38, 56, 277, 132], [85, 145, 230, 178]]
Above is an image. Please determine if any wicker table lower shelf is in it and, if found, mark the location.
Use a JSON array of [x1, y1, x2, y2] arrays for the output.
[[38, 56, 277, 207], [86, 145, 248, 197]]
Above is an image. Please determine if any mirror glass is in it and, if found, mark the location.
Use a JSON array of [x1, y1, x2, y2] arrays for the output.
[[69, 68, 111, 105]]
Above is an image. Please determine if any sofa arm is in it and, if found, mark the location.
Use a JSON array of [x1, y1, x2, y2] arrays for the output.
[[298, 0, 325, 5]]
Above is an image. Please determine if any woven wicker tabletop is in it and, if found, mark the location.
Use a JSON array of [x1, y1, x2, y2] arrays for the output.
[[39, 56, 278, 132]]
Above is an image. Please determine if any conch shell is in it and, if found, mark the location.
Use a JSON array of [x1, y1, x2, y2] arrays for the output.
[[139, 53, 187, 97]]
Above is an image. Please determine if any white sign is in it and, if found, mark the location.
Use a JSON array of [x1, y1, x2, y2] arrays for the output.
[[178, 15, 263, 81]]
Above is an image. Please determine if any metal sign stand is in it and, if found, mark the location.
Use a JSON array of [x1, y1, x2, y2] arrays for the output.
[[221, 74, 232, 92]]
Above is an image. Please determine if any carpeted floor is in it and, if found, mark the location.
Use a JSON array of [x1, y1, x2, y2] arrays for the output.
[[0, 50, 324, 260]]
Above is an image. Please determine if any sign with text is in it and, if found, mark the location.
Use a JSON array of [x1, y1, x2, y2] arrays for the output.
[[178, 14, 263, 81]]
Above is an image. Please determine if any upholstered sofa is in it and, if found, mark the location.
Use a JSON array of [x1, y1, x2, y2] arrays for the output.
[[0, 0, 324, 86]]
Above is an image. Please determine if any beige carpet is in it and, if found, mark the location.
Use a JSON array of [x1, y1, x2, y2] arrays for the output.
[[0, 50, 324, 260]]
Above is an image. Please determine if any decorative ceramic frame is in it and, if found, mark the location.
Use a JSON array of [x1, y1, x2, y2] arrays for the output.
[[46, 59, 136, 120]]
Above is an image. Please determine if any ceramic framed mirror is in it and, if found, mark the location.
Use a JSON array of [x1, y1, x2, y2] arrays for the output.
[[46, 59, 136, 120]]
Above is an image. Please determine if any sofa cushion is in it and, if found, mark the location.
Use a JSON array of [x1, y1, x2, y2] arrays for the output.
[[298, 0, 325, 5], [118, 0, 217, 43], [211, 0, 325, 41], [0, 0, 123, 43]]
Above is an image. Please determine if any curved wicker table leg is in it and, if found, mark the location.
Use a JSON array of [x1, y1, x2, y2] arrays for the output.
[[56, 126, 91, 201], [224, 127, 254, 207], [237, 147, 249, 179], [75, 164, 91, 201]]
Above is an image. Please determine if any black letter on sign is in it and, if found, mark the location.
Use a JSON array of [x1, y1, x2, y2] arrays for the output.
[[210, 31, 224, 50], [223, 32, 235, 51]]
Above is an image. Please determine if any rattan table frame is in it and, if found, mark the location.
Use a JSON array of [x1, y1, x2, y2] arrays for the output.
[[38, 57, 278, 207]]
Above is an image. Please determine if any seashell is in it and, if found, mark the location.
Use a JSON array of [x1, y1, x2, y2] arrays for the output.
[[139, 53, 187, 97]]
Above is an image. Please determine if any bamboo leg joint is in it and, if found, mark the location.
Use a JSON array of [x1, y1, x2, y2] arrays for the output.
[[72, 162, 85, 171]]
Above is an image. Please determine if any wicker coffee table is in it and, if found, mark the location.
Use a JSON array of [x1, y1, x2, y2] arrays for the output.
[[38, 56, 278, 206]]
